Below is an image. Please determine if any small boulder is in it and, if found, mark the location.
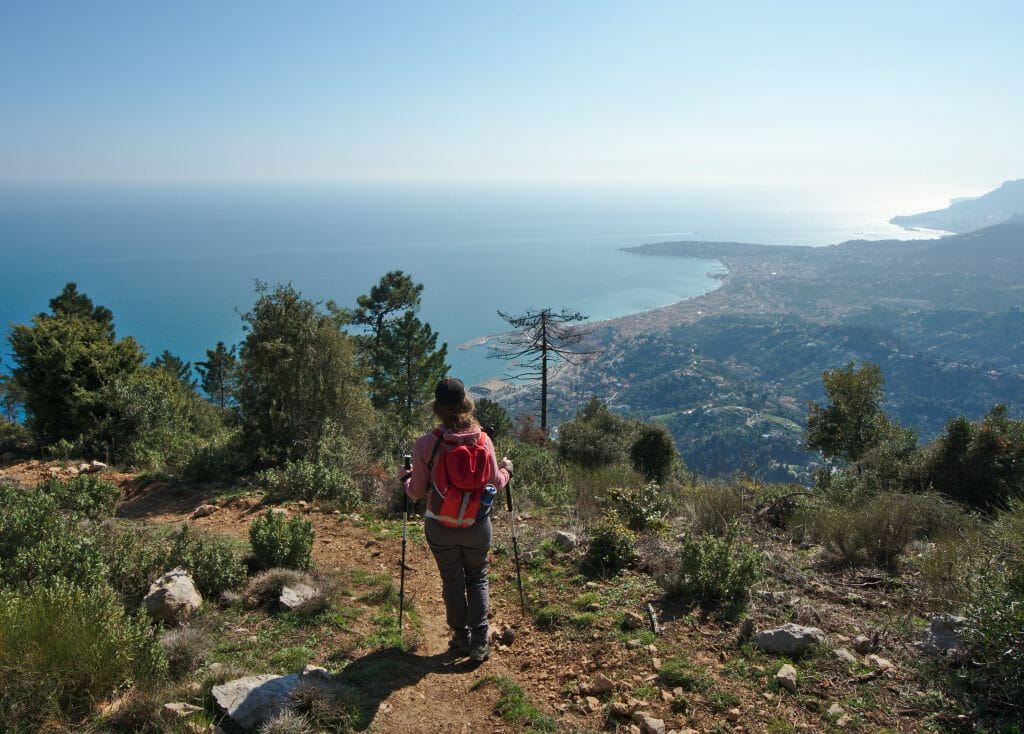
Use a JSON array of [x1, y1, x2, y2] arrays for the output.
[[191, 504, 218, 520], [584, 695, 601, 713], [586, 672, 615, 695], [212, 666, 329, 731], [866, 654, 894, 671], [631, 712, 666, 734], [554, 531, 579, 550], [828, 703, 845, 718], [832, 648, 858, 665], [775, 663, 798, 693], [852, 634, 877, 655], [145, 569, 202, 624], [753, 623, 827, 656]]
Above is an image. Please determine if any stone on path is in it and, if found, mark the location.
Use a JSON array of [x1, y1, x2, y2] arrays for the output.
[[753, 623, 827, 656]]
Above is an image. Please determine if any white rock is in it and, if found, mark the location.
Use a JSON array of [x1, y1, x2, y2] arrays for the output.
[[161, 702, 204, 720], [278, 583, 318, 611], [828, 703, 845, 717], [754, 623, 827, 656], [775, 663, 798, 693], [145, 568, 202, 624]]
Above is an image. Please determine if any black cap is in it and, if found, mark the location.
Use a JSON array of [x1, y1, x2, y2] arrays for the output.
[[434, 377, 466, 405]]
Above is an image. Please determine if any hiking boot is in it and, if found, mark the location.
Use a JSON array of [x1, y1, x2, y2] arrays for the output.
[[449, 631, 471, 655], [468, 642, 489, 662]]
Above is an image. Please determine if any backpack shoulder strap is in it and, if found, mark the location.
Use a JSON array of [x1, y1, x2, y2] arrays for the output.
[[426, 428, 445, 477]]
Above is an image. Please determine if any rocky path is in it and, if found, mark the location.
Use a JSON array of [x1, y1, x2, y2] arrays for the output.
[[115, 483, 549, 733]]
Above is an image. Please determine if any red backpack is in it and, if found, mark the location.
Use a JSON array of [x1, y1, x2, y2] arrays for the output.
[[425, 428, 495, 528]]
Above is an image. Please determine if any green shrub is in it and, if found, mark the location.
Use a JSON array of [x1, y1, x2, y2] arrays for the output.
[[584, 514, 637, 575], [533, 603, 571, 630], [630, 423, 679, 484], [0, 483, 108, 589], [182, 428, 246, 482], [259, 459, 360, 510], [558, 397, 636, 469], [917, 405, 1024, 511], [657, 657, 713, 692], [793, 491, 965, 571], [685, 481, 749, 534], [97, 523, 173, 607], [0, 580, 166, 728], [250, 510, 314, 570], [605, 483, 668, 532], [505, 439, 570, 507], [39, 473, 120, 519], [959, 568, 1024, 714], [2, 523, 108, 591], [659, 525, 762, 612], [169, 524, 245, 596]]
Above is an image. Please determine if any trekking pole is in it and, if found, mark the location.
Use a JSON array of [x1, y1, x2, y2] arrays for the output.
[[398, 454, 411, 637], [505, 477, 527, 614]]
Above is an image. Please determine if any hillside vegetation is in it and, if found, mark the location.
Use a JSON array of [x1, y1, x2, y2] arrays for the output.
[[553, 221, 1024, 481], [2, 277, 1024, 733]]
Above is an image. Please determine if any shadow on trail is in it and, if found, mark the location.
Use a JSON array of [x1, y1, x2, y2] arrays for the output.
[[334, 645, 483, 730]]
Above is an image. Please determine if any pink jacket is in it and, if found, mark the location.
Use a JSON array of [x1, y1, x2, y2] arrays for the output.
[[402, 425, 510, 500]]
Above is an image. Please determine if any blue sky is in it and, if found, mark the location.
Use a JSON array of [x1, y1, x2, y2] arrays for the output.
[[2, 1, 1022, 188]]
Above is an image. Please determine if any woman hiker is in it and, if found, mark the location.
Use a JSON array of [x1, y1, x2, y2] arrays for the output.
[[401, 377, 513, 662]]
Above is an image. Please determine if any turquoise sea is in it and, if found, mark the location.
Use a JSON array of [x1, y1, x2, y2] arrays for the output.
[[0, 182, 940, 387]]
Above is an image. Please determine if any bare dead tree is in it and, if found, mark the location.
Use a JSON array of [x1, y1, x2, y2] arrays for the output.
[[489, 308, 595, 430]]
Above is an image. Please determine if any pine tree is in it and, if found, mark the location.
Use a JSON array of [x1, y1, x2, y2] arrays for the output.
[[344, 272, 448, 426], [151, 350, 197, 389], [375, 311, 449, 426], [490, 308, 594, 430], [196, 341, 238, 408]]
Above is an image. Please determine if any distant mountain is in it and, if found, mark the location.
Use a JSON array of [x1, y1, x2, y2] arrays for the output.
[[891, 179, 1024, 233]]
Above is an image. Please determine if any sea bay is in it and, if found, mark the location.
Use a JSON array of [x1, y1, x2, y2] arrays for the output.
[[0, 182, 943, 387]]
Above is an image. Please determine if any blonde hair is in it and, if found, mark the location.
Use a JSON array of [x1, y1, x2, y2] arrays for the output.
[[433, 396, 478, 431]]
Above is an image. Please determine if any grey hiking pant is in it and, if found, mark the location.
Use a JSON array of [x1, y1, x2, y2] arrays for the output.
[[424, 516, 491, 645]]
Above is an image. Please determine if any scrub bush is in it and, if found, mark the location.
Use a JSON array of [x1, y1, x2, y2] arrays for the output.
[[0, 581, 165, 728], [659, 525, 762, 612], [584, 514, 637, 575], [250, 510, 314, 570]]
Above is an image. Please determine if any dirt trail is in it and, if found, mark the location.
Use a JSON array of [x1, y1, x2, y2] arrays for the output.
[[115, 482, 548, 734]]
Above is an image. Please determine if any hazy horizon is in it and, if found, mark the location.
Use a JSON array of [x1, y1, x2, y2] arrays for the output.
[[3, 2, 1022, 190]]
